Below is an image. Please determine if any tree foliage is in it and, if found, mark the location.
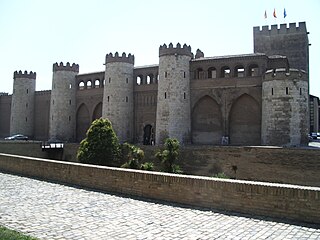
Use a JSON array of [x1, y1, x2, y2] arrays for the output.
[[77, 118, 120, 166], [155, 138, 182, 173], [120, 143, 154, 171], [120, 143, 145, 169]]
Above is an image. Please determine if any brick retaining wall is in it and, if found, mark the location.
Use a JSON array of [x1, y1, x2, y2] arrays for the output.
[[1, 142, 319, 187], [0, 153, 319, 225]]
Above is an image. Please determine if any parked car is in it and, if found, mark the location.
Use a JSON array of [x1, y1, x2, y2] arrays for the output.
[[5, 134, 28, 141]]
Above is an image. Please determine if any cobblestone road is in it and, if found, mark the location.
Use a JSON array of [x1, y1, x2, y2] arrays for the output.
[[0, 172, 319, 240]]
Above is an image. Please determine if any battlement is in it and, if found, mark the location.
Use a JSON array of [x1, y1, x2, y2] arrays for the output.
[[105, 52, 134, 64], [13, 70, 36, 79], [53, 62, 79, 73], [195, 49, 204, 59], [264, 68, 307, 81], [254, 22, 307, 35], [159, 43, 193, 58]]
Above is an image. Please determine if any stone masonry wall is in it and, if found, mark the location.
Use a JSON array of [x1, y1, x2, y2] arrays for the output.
[[0, 142, 319, 187], [49, 65, 78, 142], [156, 46, 192, 144], [103, 61, 134, 142], [0, 153, 319, 224], [10, 76, 35, 137], [261, 69, 309, 146]]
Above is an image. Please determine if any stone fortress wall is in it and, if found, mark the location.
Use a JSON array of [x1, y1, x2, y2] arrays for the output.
[[0, 22, 310, 147]]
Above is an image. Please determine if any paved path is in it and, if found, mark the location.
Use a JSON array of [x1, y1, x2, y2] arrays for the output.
[[0, 172, 319, 240]]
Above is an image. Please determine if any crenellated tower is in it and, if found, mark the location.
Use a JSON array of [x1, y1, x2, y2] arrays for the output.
[[10, 70, 36, 137], [155, 43, 193, 144], [254, 22, 309, 75], [261, 68, 309, 146], [49, 62, 79, 142], [102, 52, 134, 142]]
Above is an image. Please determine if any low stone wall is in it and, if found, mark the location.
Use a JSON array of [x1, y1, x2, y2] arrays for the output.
[[142, 145, 320, 187], [0, 142, 319, 187], [0, 153, 319, 225]]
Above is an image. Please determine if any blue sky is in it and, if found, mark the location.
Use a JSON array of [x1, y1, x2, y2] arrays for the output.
[[0, 0, 319, 96]]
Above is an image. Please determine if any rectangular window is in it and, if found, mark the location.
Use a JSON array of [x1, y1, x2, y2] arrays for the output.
[[271, 88, 273, 95], [286, 87, 289, 95]]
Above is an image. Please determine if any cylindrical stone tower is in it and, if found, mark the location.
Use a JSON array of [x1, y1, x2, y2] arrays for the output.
[[10, 70, 36, 137], [261, 68, 309, 146], [102, 52, 134, 143], [49, 62, 79, 142], [155, 43, 193, 144]]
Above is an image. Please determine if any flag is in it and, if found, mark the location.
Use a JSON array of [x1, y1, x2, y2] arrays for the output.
[[264, 10, 267, 19], [273, 8, 277, 18], [284, 8, 287, 18]]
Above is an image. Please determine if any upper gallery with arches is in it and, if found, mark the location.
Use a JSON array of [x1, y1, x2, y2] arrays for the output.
[[190, 53, 288, 80], [76, 71, 105, 90]]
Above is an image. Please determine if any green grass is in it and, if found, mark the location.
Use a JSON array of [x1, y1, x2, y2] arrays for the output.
[[0, 226, 38, 240]]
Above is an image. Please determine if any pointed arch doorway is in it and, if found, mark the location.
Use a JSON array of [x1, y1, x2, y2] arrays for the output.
[[143, 124, 154, 145]]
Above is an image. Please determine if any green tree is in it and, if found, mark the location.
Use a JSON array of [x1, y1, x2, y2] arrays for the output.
[[77, 118, 120, 166], [155, 138, 182, 173], [120, 143, 144, 169]]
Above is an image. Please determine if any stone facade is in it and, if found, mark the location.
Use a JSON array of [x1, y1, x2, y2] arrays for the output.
[[0, 22, 310, 146], [262, 69, 309, 146], [156, 43, 192, 144], [49, 63, 79, 142], [10, 71, 36, 137], [102, 53, 135, 142]]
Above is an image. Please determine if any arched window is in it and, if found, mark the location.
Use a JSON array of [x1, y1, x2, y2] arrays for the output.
[[221, 66, 231, 78], [94, 79, 100, 88], [136, 75, 143, 85], [147, 74, 154, 84], [208, 67, 217, 79], [79, 81, 85, 90], [197, 68, 204, 79], [146, 76, 151, 84], [87, 80, 92, 89], [235, 65, 245, 77], [248, 64, 259, 77]]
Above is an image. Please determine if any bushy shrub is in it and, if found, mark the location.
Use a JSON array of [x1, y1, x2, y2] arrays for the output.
[[155, 138, 182, 173], [77, 118, 120, 166], [120, 143, 146, 170], [212, 172, 229, 179], [140, 162, 154, 171]]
